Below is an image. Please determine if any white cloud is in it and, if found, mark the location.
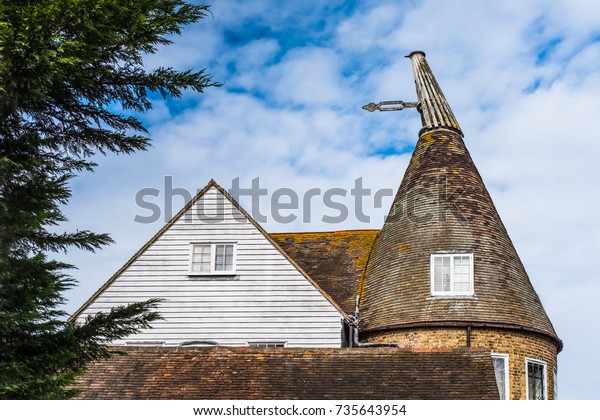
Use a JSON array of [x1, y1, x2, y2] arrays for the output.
[[260, 47, 346, 106], [336, 3, 408, 52]]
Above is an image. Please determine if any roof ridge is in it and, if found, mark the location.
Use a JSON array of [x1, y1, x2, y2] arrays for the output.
[[68, 179, 217, 322]]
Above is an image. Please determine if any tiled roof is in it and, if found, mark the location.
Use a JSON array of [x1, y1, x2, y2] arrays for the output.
[[74, 346, 499, 400], [270, 230, 379, 314], [360, 128, 561, 349]]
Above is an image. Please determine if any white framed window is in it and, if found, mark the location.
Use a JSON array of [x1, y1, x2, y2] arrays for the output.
[[526, 358, 547, 400], [491, 353, 510, 400], [248, 342, 286, 348], [189, 243, 236, 275], [430, 253, 474, 295]]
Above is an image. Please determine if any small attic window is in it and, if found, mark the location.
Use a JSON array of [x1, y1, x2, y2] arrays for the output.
[[190, 243, 236, 275], [248, 342, 286, 348], [430, 253, 473, 296]]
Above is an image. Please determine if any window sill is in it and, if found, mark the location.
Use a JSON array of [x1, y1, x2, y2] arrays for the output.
[[188, 272, 237, 277], [427, 294, 477, 300]]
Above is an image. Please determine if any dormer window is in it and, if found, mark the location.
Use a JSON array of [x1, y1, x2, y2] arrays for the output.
[[430, 253, 473, 296], [190, 243, 236, 275]]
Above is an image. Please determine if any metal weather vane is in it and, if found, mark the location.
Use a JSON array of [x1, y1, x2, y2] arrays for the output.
[[362, 51, 462, 134], [361, 100, 419, 112]]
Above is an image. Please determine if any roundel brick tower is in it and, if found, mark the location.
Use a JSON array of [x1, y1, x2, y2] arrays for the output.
[[360, 52, 562, 400]]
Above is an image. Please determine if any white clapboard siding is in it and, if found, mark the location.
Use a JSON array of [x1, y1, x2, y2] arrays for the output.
[[76, 185, 344, 347]]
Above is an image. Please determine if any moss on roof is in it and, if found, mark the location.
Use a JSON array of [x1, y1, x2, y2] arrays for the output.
[[75, 346, 499, 400], [270, 230, 379, 315]]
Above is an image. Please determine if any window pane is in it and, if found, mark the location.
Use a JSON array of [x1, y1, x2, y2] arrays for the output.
[[454, 282, 471, 292], [224, 244, 234, 271], [528, 361, 545, 400], [442, 256, 451, 291], [215, 244, 234, 272], [192, 245, 211, 273], [434, 256, 442, 291], [492, 357, 507, 400], [433, 256, 451, 292], [225, 245, 234, 257], [215, 245, 224, 271], [452, 255, 471, 292]]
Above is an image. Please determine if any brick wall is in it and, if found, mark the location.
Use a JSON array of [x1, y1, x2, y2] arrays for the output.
[[365, 327, 558, 400]]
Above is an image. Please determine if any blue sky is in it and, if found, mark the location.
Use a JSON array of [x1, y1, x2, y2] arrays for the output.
[[59, 0, 600, 399]]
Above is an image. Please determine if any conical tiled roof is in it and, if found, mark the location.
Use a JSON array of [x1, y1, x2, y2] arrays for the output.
[[360, 52, 560, 349]]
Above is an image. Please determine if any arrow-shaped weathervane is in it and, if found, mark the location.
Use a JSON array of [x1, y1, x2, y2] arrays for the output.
[[362, 100, 419, 112]]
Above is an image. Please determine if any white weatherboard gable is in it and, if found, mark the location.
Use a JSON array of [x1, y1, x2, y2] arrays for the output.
[[75, 184, 345, 347]]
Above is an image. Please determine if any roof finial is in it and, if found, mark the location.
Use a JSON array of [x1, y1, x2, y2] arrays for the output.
[[406, 51, 463, 136], [362, 51, 462, 136]]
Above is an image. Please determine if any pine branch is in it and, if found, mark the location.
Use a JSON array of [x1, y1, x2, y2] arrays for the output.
[[0, 1, 219, 399]]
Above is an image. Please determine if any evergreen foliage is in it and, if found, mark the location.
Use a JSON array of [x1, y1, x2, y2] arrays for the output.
[[0, 0, 219, 398]]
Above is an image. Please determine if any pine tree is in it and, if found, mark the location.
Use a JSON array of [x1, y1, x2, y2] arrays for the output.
[[0, 0, 219, 399]]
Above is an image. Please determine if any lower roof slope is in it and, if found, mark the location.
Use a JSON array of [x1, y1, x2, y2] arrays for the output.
[[74, 346, 499, 400]]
